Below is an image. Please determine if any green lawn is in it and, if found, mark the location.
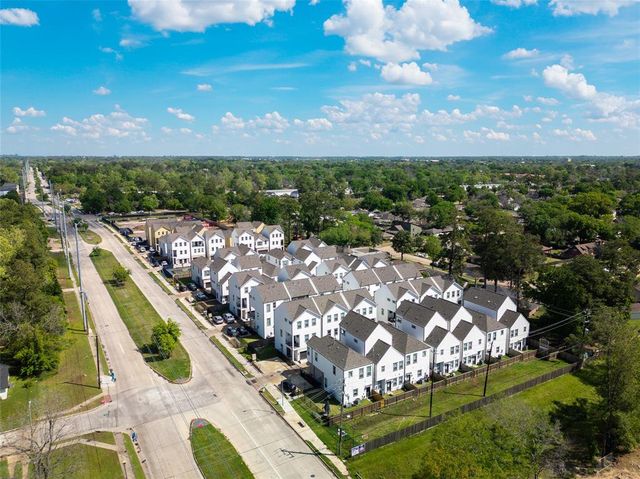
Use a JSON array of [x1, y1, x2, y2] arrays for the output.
[[259, 387, 285, 415], [29, 443, 124, 479], [189, 419, 253, 479], [0, 459, 9, 479], [124, 434, 146, 479], [90, 249, 191, 383], [79, 229, 102, 245], [52, 251, 73, 289], [79, 431, 116, 445], [0, 291, 101, 431], [348, 372, 599, 479], [210, 337, 253, 378]]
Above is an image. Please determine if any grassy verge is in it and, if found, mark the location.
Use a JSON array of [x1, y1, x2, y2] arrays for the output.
[[260, 387, 285, 415], [0, 459, 9, 478], [190, 419, 253, 479], [90, 249, 191, 383], [79, 229, 102, 245], [52, 251, 73, 289], [305, 440, 347, 478], [210, 337, 253, 378], [175, 299, 206, 330], [79, 431, 116, 445], [148, 271, 174, 296], [0, 290, 101, 431], [123, 434, 146, 479], [348, 372, 598, 478], [30, 443, 124, 479]]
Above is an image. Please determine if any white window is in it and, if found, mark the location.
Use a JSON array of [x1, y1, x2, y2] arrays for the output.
[[359, 368, 364, 379]]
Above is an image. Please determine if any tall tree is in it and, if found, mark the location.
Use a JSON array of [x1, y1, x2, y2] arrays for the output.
[[438, 218, 470, 276], [392, 230, 414, 261]]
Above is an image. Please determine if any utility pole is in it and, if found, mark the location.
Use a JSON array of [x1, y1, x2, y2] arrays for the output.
[[74, 223, 88, 333], [483, 340, 495, 398], [96, 335, 101, 388], [61, 196, 73, 280], [429, 349, 437, 417], [578, 309, 591, 369], [337, 379, 345, 457]]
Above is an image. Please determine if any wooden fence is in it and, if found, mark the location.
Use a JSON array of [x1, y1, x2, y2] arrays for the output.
[[350, 362, 577, 457], [326, 349, 537, 426]]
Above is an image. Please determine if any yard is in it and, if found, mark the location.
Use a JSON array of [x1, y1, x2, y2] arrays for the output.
[[292, 357, 570, 458], [90, 249, 191, 383], [189, 418, 253, 479], [33, 442, 124, 479], [348, 371, 599, 478], [0, 290, 101, 431]]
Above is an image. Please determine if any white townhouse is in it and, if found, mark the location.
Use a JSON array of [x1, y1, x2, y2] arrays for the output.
[[158, 228, 205, 268], [396, 302, 448, 342], [463, 287, 518, 320], [260, 225, 285, 250], [278, 264, 313, 282], [499, 310, 530, 352], [190, 257, 211, 289], [342, 263, 421, 294], [232, 254, 263, 272], [204, 229, 226, 258], [420, 296, 472, 332], [375, 281, 419, 323], [379, 323, 431, 385], [265, 249, 297, 269], [307, 335, 373, 406], [252, 276, 341, 339], [287, 237, 327, 255], [229, 270, 272, 320], [315, 259, 350, 285], [426, 326, 461, 375], [293, 248, 322, 273], [209, 257, 239, 304], [232, 228, 257, 251], [214, 245, 255, 263], [423, 275, 464, 303], [340, 311, 393, 356], [452, 321, 486, 366], [470, 311, 509, 358]]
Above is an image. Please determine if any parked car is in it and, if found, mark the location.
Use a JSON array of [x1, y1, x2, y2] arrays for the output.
[[160, 260, 168, 266], [237, 326, 250, 337], [138, 247, 146, 253], [149, 247, 156, 254], [211, 315, 224, 325], [195, 292, 207, 301], [223, 313, 235, 324], [224, 326, 237, 336], [281, 380, 297, 395], [187, 283, 197, 291]]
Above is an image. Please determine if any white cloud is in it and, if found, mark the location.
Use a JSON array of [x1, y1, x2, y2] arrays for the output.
[[491, 0, 537, 7], [167, 107, 195, 121], [6, 117, 34, 134], [421, 104, 523, 126], [119, 38, 144, 48], [447, 94, 460, 101], [128, 0, 295, 31], [160, 127, 173, 134], [537, 96, 558, 106], [197, 83, 213, 91], [221, 112, 246, 130], [247, 111, 289, 132], [348, 61, 358, 72], [380, 62, 432, 85], [542, 64, 596, 100], [50, 106, 149, 140], [484, 128, 510, 141], [92, 8, 102, 22], [549, 0, 635, 17], [422, 62, 438, 71], [523, 95, 533, 102], [179, 127, 192, 134], [99, 47, 124, 61], [553, 128, 597, 141], [560, 54, 574, 69], [302, 118, 333, 130], [503, 47, 539, 59], [463, 130, 482, 141], [0, 8, 39, 26], [324, 0, 491, 63], [13, 106, 45, 117], [93, 86, 112, 96], [359, 59, 372, 67]]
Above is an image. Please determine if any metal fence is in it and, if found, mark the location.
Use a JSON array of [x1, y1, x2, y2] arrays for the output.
[[351, 362, 577, 457], [326, 349, 538, 426]]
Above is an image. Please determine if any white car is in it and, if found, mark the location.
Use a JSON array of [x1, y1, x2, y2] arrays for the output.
[[223, 313, 235, 324]]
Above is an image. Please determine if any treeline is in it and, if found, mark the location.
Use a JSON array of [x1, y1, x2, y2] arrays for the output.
[[0, 198, 66, 377]]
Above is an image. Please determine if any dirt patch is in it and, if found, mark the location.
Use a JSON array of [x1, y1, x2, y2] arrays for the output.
[[578, 449, 640, 479]]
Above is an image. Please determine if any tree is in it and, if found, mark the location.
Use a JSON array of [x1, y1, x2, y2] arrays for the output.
[[569, 191, 615, 218], [438, 219, 470, 276], [79, 187, 106, 213], [151, 319, 181, 358], [140, 194, 160, 212], [392, 201, 415, 222], [392, 230, 414, 261], [428, 201, 456, 228], [509, 233, 544, 307], [417, 235, 442, 259], [229, 203, 251, 222], [112, 265, 130, 286]]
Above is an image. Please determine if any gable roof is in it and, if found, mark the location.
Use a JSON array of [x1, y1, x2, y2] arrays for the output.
[[380, 323, 430, 354], [499, 310, 526, 328], [420, 296, 462, 321], [366, 340, 395, 363], [397, 301, 442, 328], [233, 255, 262, 270], [307, 335, 372, 370], [254, 282, 290, 302], [470, 311, 505, 333], [339, 311, 379, 342], [464, 287, 511, 312], [191, 256, 209, 269], [452, 320, 476, 341], [425, 326, 451, 348], [210, 257, 231, 274]]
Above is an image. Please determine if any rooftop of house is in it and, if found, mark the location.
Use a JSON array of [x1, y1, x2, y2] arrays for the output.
[[464, 287, 511, 311], [308, 335, 373, 371], [397, 301, 442, 328], [499, 310, 525, 328], [366, 340, 394, 363], [452, 320, 476, 341], [420, 296, 463, 321], [339, 311, 379, 342], [469, 311, 505, 333], [191, 256, 209, 269], [380, 322, 430, 354], [253, 282, 290, 302], [425, 326, 451, 349]]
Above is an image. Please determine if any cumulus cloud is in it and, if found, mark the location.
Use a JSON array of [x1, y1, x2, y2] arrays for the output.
[[247, 111, 289, 132], [93, 86, 111, 96], [380, 62, 433, 85], [197, 83, 213, 91], [167, 107, 195, 121], [549, 0, 634, 16], [160, 126, 173, 134], [13, 106, 45, 117], [323, 0, 491, 63], [295, 118, 333, 130], [484, 128, 510, 141], [6, 117, 35, 134], [421, 104, 523, 125], [119, 38, 145, 48], [491, 0, 537, 6], [220, 112, 245, 130], [50, 106, 149, 140], [537, 96, 558, 106], [447, 94, 460, 101], [0, 8, 39, 26], [502, 47, 539, 59], [348, 61, 358, 72], [553, 128, 597, 141], [128, 0, 295, 31]]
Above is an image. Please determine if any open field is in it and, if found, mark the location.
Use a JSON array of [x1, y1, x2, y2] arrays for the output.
[[190, 419, 253, 479], [348, 371, 599, 478], [90, 249, 191, 382]]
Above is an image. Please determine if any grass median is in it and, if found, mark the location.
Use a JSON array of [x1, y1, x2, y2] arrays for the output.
[[79, 229, 102, 245], [90, 249, 191, 383], [190, 419, 253, 479], [124, 434, 146, 479]]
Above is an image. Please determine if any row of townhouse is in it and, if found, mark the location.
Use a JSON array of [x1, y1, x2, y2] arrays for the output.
[[307, 311, 432, 405], [151, 218, 285, 268], [306, 288, 531, 406]]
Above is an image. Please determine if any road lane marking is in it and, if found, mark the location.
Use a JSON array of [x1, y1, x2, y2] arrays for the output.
[[231, 410, 283, 479]]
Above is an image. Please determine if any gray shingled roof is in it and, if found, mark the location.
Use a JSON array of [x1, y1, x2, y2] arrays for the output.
[[191, 256, 209, 269], [499, 310, 524, 327], [452, 321, 476, 341], [425, 326, 450, 348], [210, 257, 230, 274], [284, 278, 316, 299], [470, 311, 505, 333], [366, 340, 393, 363], [465, 287, 510, 311], [311, 275, 341, 294], [339, 311, 379, 341], [349, 268, 380, 286], [234, 255, 262, 270], [307, 335, 372, 370], [380, 323, 429, 354], [397, 302, 441, 328], [254, 282, 290, 302], [315, 246, 338, 259], [420, 296, 461, 321]]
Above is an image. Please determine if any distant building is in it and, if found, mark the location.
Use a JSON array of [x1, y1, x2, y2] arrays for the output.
[[262, 189, 299, 198], [0, 183, 18, 197]]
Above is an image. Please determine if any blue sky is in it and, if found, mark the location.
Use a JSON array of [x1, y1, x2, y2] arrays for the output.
[[1, 0, 639, 156]]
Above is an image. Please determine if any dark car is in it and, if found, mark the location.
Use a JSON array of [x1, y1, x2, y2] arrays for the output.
[[281, 380, 297, 395], [187, 283, 197, 291], [237, 326, 250, 337], [224, 326, 237, 336], [195, 292, 207, 301]]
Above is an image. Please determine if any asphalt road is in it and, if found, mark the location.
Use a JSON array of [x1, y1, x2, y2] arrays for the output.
[[20, 168, 332, 479]]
